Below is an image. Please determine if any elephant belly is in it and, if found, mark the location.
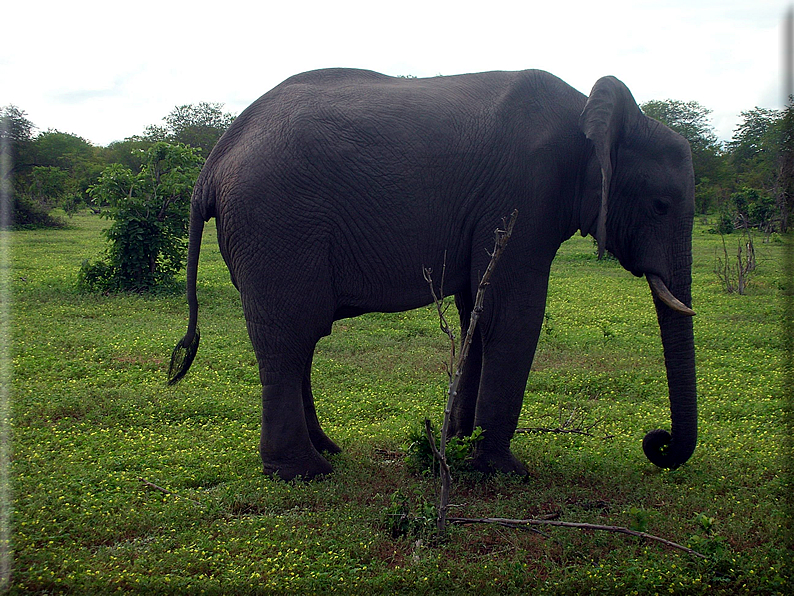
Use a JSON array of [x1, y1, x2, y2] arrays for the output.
[[330, 245, 469, 316]]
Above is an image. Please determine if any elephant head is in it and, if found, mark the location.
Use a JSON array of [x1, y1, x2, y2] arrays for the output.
[[580, 76, 697, 469]]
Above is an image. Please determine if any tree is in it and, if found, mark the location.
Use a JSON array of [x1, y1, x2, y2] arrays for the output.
[[777, 103, 794, 231], [727, 107, 781, 190], [101, 136, 156, 179], [30, 130, 104, 210], [728, 108, 780, 163], [1, 106, 65, 228], [29, 166, 71, 208], [1, 105, 35, 179], [1, 109, 109, 224], [0, 105, 34, 146], [641, 100, 718, 149], [78, 143, 202, 292], [160, 103, 236, 157]]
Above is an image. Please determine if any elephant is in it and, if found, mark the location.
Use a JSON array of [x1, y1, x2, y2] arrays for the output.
[[168, 68, 697, 481]]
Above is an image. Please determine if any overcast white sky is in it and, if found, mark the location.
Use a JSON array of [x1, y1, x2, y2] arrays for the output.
[[2, 0, 788, 146]]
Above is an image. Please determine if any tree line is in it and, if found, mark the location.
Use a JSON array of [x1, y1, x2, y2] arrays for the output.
[[0, 103, 235, 228], [0, 96, 790, 291]]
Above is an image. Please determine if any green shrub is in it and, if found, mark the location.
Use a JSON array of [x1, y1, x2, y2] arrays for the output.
[[406, 424, 483, 476], [12, 194, 65, 229], [713, 210, 735, 234], [78, 142, 202, 293], [61, 194, 83, 217]]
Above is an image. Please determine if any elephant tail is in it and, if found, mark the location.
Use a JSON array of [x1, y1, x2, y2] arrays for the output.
[[168, 204, 205, 385]]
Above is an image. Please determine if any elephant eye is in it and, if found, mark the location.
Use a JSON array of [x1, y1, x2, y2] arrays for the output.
[[653, 199, 670, 215]]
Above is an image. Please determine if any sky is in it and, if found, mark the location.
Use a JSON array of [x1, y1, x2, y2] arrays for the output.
[[2, 0, 789, 147]]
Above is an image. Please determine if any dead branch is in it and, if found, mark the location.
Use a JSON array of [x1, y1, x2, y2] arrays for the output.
[[715, 219, 757, 295], [448, 516, 707, 559], [424, 209, 518, 534], [515, 405, 614, 439], [423, 251, 456, 379], [139, 477, 204, 507]]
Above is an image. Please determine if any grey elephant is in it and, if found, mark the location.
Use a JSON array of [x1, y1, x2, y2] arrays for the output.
[[169, 68, 696, 481]]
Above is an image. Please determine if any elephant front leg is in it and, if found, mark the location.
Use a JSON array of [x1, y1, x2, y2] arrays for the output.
[[469, 285, 548, 476], [302, 355, 341, 455], [470, 349, 531, 476], [260, 377, 333, 480], [448, 294, 481, 438]]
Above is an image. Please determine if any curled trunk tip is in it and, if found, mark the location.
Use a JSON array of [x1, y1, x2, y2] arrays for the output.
[[642, 428, 695, 469]]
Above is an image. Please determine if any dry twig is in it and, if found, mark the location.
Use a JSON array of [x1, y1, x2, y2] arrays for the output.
[[423, 210, 518, 534], [515, 405, 614, 439], [714, 216, 756, 295], [448, 516, 707, 559], [139, 477, 204, 507]]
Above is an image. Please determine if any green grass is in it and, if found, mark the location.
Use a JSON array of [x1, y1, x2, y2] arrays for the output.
[[8, 212, 791, 594]]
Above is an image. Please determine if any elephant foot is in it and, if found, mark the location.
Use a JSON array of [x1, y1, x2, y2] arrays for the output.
[[309, 429, 342, 455], [261, 450, 333, 481], [448, 417, 474, 440], [470, 449, 528, 476]]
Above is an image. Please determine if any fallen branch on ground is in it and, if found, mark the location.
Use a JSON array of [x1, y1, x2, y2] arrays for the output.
[[448, 516, 707, 559], [139, 477, 204, 507], [515, 405, 614, 439]]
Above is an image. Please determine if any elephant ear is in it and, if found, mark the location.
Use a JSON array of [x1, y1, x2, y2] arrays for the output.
[[579, 76, 643, 259]]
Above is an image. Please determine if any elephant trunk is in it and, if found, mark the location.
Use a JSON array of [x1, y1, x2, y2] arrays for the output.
[[643, 256, 697, 469]]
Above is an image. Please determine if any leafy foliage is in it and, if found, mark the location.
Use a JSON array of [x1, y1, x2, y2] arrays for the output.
[[711, 187, 779, 235], [1, 102, 234, 229], [641, 99, 718, 150], [2, 106, 107, 227], [727, 107, 781, 188], [78, 142, 202, 292], [383, 489, 437, 539], [163, 102, 236, 156], [144, 102, 236, 157], [406, 424, 483, 476], [9, 194, 66, 229]]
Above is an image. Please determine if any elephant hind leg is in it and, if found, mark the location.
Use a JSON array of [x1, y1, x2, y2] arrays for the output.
[[259, 377, 332, 480], [246, 318, 333, 481], [302, 354, 341, 455]]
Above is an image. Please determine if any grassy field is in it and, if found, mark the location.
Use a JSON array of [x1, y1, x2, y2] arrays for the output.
[[7, 212, 791, 594]]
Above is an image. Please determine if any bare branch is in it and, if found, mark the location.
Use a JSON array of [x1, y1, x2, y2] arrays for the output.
[[139, 477, 204, 507], [515, 405, 614, 438], [425, 210, 518, 535], [714, 219, 757, 295], [448, 516, 707, 559]]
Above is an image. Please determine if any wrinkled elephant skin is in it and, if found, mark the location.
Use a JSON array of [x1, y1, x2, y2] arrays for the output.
[[169, 69, 697, 481]]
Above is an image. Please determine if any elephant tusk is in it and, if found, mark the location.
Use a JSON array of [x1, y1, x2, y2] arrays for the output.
[[647, 274, 695, 316]]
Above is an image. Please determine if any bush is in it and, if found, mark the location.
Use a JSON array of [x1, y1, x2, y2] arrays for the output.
[[12, 194, 65, 229], [711, 210, 735, 235], [77, 142, 202, 293], [61, 194, 83, 217], [731, 187, 777, 232], [406, 424, 483, 476]]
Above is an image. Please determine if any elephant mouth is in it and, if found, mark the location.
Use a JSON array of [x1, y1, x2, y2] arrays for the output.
[[646, 273, 695, 316]]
